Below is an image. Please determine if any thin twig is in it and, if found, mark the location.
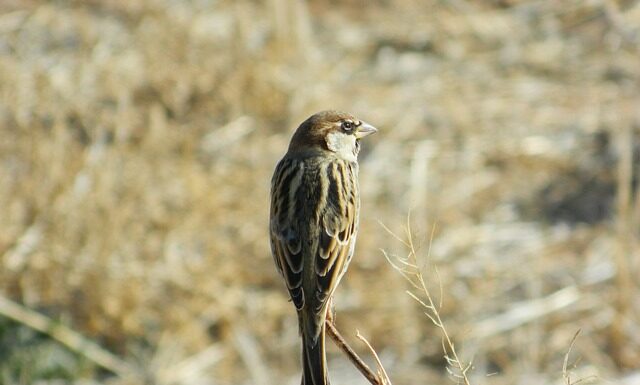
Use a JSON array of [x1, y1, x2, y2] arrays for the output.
[[381, 219, 472, 385], [325, 320, 382, 385], [612, 124, 635, 367], [563, 329, 581, 385], [562, 329, 597, 385], [356, 330, 392, 385]]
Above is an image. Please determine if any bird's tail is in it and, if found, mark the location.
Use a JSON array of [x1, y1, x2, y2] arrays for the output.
[[301, 324, 329, 385]]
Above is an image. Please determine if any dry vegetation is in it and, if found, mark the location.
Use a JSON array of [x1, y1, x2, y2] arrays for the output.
[[1, 0, 640, 384]]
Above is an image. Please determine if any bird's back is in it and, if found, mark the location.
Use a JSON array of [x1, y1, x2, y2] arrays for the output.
[[270, 151, 359, 330]]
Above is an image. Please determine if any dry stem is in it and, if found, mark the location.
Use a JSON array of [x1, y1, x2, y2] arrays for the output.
[[562, 329, 581, 385], [356, 330, 392, 385], [326, 320, 390, 385], [381, 217, 472, 385], [612, 124, 636, 367], [562, 329, 597, 385]]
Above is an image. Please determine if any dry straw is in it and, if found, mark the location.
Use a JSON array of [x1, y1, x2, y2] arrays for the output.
[[1, 0, 639, 384]]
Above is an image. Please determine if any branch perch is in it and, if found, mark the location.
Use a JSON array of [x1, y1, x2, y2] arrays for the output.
[[326, 320, 391, 385]]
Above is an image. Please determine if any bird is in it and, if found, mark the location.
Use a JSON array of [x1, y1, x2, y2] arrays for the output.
[[270, 110, 377, 385]]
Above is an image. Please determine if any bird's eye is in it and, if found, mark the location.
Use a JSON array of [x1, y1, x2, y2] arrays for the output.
[[341, 121, 354, 132]]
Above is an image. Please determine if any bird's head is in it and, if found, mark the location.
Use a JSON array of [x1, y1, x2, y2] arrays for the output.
[[288, 110, 378, 161]]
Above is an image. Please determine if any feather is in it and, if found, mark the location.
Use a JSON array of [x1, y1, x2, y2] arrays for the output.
[[269, 110, 376, 385]]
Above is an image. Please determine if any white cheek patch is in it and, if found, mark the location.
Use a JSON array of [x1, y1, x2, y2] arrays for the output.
[[325, 131, 357, 162], [325, 131, 345, 152]]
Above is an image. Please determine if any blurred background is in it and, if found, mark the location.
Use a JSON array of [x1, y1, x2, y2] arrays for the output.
[[1, 0, 639, 384]]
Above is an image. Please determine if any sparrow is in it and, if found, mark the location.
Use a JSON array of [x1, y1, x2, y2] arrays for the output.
[[270, 111, 377, 385]]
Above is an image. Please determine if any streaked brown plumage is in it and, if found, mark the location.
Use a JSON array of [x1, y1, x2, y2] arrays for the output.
[[270, 110, 377, 385]]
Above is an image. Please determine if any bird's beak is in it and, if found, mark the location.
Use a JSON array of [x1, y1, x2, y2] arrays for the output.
[[355, 122, 378, 139]]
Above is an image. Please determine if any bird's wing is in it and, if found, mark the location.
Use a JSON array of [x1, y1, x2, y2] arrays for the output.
[[270, 158, 306, 310], [312, 160, 359, 316], [270, 157, 359, 341]]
